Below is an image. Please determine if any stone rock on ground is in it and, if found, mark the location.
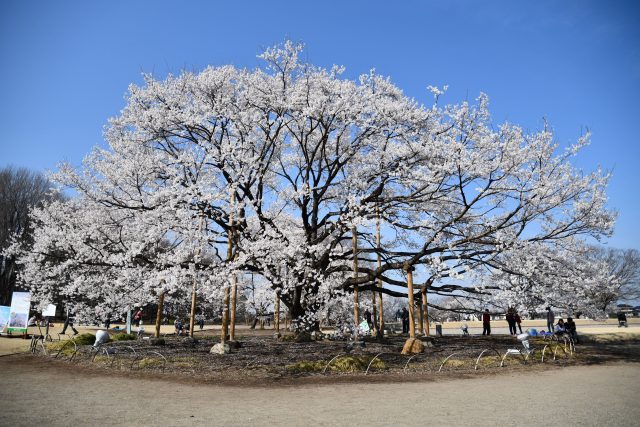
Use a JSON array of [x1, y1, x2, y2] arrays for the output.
[[210, 343, 230, 354], [401, 337, 425, 355]]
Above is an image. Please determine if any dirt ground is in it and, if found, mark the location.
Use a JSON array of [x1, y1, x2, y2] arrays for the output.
[[1, 321, 640, 426], [1, 354, 638, 426]]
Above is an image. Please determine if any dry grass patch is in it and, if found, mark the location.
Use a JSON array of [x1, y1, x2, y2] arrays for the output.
[[138, 357, 164, 369], [286, 356, 386, 373]]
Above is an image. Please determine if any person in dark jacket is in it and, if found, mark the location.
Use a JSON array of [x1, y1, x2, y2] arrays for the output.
[[617, 312, 628, 327], [482, 309, 491, 336], [401, 308, 410, 334], [514, 312, 523, 334], [61, 308, 78, 335], [546, 307, 555, 334], [506, 308, 517, 335], [565, 317, 578, 343]]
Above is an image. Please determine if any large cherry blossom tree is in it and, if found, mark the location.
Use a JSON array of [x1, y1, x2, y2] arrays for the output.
[[10, 41, 615, 331]]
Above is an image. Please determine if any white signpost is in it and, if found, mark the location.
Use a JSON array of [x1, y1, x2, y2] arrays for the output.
[[0, 306, 10, 333], [42, 304, 56, 317], [42, 303, 57, 338], [8, 292, 31, 334]]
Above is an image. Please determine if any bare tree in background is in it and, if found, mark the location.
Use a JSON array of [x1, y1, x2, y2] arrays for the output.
[[592, 247, 640, 310], [0, 166, 57, 305]]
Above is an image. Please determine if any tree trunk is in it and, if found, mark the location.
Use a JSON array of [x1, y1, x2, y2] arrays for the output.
[[0, 256, 16, 306]]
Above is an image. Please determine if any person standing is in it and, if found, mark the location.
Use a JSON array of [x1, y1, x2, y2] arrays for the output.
[[133, 309, 143, 327], [482, 309, 491, 336], [617, 312, 628, 327], [514, 312, 523, 334], [546, 307, 555, 334], [174, 318, 183, 336], [401, 308, 410, 334], [103, 314, 112, 329], [506, 308, 517, 335], [364, 309, 373, 331]]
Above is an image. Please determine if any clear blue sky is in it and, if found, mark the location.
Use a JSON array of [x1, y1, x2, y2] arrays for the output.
[[1, 0, 638, 250]]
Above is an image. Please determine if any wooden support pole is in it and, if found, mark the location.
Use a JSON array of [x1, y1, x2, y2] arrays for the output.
[[405, 263, 416, 338], [376, 207, 384, 336], [189, 214, 205, 338], [275, 294, 280, 333], [352, 226, 360, 332], [418, 299, 424, 335], [189, 280, 197, 338], [221, 191, 235, 344], [155, 291, 165, 338], [230, 274, 238, 341], [421, 287, 430, 336], [230, 206, 239, 341], [371, 284, 378, 333]]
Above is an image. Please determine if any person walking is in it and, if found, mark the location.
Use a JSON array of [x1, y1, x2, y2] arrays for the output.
[[546, 307, 555, 334], [482, 309, 491, 336], [401, 308, 410, 334], [506, 308, 517, 335], [514, 312, 523, 334], [61, 308, 78, 335]]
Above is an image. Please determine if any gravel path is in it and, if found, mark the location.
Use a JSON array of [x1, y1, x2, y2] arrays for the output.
[[1, 355, 638, 426]]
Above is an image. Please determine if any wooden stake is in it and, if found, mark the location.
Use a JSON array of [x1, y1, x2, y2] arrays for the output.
[[405, 263, 416, 338]]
